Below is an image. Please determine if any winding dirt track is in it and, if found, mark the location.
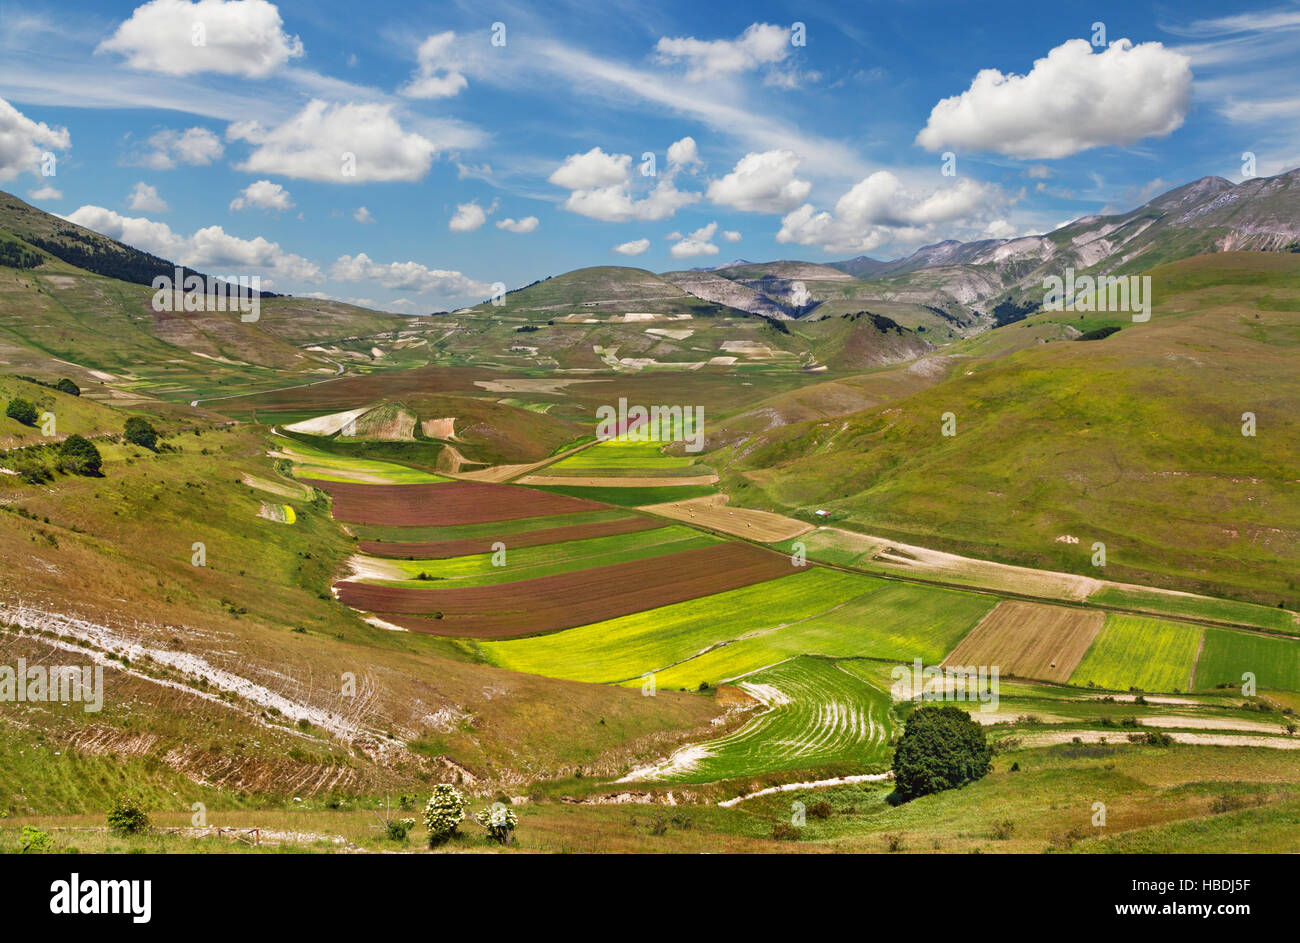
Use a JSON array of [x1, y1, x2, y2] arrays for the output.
[[335, 541, 792, 638], [359, 514, 665, 559], [301, 478, 606, 525]]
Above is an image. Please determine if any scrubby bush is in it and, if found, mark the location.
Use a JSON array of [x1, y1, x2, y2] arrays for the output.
[[423, 784, 470, 845], [107, 793, 150, 834], [58, 435, 102, 475], [124, 416, 158, 450], [474, 803, 519, 846], [55, 378, 80, 396], [5, 397, 37, 426], [891, 705, 992, 800], [19, 825, 53, 853], [386, 818, 417, 843]]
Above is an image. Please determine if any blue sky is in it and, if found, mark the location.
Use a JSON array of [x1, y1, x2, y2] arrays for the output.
[[0, 0, 1297, 311]]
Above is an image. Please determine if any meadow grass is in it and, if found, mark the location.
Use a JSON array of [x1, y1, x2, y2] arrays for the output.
[[530, 483, 716, 506], [1193, 628, 1300, 692], [1069, 614, 1204, 692], [277, 436, 448, 483], [1088, 585, 1297, 634]]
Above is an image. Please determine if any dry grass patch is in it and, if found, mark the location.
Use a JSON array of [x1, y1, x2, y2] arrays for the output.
[[943, 601, 1103, 683], [640, 494, 813, 542]]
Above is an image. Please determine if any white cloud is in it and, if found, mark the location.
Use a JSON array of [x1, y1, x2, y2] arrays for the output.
[[722, 230, 742, 242], [98, 0, 304, 77], [27, 185, 63, 201], [0, 96, 70, 183], [613, 238, 650, 256], [329, 252, 491, 298], [669, 221, 720, 258], [131, 126, 223, 170], [916, 39, 1192, 159], [449, 200, 490, 232], [496, 216, 538, 233], [401, 31, 468, 99], [354, 205, 375, 224], [127, 181, 168, 212], [228, 100, 438, 183], [778, 172, 997, 254], [656, 23, 791, 80], [550, 138, 701, 222], [548, 147, 630, 190], [707, 149, 811, 212], [229, 179, 294, 212], [65, 204, 320, 283]]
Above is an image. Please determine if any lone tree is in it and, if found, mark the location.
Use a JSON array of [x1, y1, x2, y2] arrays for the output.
[[124, 416, 159, 450], [5, 397, 37, 426], [423, 784, 470, 846], [58, 434, 102, 476], [891, 705, 992, 800]]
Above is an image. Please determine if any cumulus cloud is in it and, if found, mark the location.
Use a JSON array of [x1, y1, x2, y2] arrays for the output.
[[778, 172, 997, 254], [229, 179, 294, 212], [98, 0, 304, 77], [722, 230, 742, 242], [916, 39, 1192, 159], [549, 137, 701, 222], [228, 100, 438, 183], [329, 252, 491, 299], [449, 200, 495, 232], [353, 206, 375, 224], [28, 185, 63, 201], [401, 31, 468, 98], [129, 126, 223, 170], [128, 182, 168, 213], [707, 149, 811, 212], [0, 96, 70, 183], [669, 221, 720, 258], [65, 204, 320, 284], [656, 23, 791, 80], [496, 216, 538, 233], [612, 238, 650, 256]]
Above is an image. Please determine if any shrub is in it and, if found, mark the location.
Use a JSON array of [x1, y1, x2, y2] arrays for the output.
[[385, 818, 417, 843], [770, 821, 799, 841], [5, 398, 37, 426], [55, 378, 80, 396], [891, 705, 992, 800], [473, 803, 519, 846], [19, 825, 53, 853], [807, 800, 833, 820], [58, 435, 102, 476], [107, 793, 150, 834], [991, 819, 1015, 840], [124, 417, 158, 450], [423, 784, 470, 845]]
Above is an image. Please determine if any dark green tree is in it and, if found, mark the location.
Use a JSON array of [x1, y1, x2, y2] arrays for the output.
[[5, 397, 38, 426], [123, 416, 158, 450], [891, 705, 992, 800], [55, 378, 80, 396], [58, 434, 102, 476]]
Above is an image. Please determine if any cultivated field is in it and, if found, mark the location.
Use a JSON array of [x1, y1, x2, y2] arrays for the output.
[[943, 601, 1104, 683], [302, 478, 606, 525], [642, 493, 813, 541], [1070, 615, 1204, 692], [358, 513, 664, 558]]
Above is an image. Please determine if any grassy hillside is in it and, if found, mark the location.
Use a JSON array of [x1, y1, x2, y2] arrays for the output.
[[714, 253, 1300, 605]]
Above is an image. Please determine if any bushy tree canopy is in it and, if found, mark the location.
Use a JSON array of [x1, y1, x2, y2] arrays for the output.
[[5, 397, 37, 426], [58, 434, 102, 476], [124, 416, 158, 450], [891, 705, 992, 800]]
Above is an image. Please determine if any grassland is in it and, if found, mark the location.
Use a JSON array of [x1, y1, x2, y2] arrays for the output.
[[1070, 614, 1205, 692], [274, 434, 448, 483], [531, 483, 716, 506], [1088, 585, 1297, 633], [1193, 628, 1300, 692]]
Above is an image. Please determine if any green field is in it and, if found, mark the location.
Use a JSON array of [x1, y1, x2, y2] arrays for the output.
[[649, 581, 995, 690], [1069, 615, 1204, 692], [1088, 585, 1298, 634], [531, 483, 716, 506], [479, 569, 875, 683], [276, 436, 448, 484], [656, 657, 896, 783], [369, 526, 721, 588], [353, 507, 634, 544], [1193, 628, 1300, 692]]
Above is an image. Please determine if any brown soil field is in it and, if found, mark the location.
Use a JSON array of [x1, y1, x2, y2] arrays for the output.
[[640, 493, 813, 542], [302, 478, 608, 525], [942, 600, 1103, 683], [335, 541, 792, 638], [359, 514, 664, 559]]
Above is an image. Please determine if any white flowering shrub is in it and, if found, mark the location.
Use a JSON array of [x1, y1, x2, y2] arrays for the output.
[[474, 803, 519, 846], [424, 785, 469, 845]]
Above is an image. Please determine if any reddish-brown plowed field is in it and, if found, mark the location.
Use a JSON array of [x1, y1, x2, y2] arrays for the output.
[[302, 478, 607, 525], [336, 542, 791, 638], [360, 514, 665, 559]]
